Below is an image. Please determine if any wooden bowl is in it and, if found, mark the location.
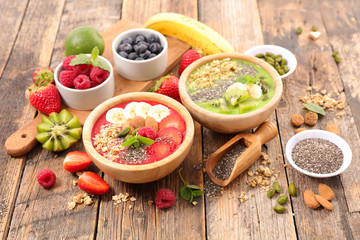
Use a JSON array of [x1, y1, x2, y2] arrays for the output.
[[179, 53, 283, 133], [82, 92, 194, 183]]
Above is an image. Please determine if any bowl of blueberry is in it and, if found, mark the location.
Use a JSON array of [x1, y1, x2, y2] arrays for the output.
[[112, 28, 168, 81]]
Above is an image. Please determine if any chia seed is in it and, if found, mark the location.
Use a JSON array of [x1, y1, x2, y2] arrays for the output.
[[119, 144, 149, 164], [291, 138, 343, 174], [212, 141, 247, 180]]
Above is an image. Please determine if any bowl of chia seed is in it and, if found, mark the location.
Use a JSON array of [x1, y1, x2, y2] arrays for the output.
[[285, 130, 352, 178]]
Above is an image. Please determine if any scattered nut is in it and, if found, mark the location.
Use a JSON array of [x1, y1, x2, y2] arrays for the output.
[[304, 189, 320, 209], [148, 200, 154, 205], [309, 31, 321, 40], [325, 124, 339, 135], [315, 195, 333, 210], [122, 120, 134, 131], [318, 183, 334, 201], [304, 111, 318, 125], [145, 116, 158, 132], [295, 128, 307, 134], [291, 114, 304, 127], [130, 116, 145, 128]]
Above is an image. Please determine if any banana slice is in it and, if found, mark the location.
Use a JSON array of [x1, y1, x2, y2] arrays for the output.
[[148, 104, 170, 122], [247, 84, 262, 99], [124, 102, 138, 120], [106, 108, 126, 124], [226, 82, 247, 92], [135, 102, 152, 118]]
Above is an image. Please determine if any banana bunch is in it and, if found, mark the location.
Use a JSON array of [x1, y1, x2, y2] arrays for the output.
[[106, 103, 170, 124], [144, 13, 235, 55]]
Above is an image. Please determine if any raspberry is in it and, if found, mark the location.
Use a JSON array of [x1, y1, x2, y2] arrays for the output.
[[138, 127, 156, 140], [74, 74, 91, 89], [73, 64, 92, 76], [90, 67, 109, 85], [90, 80, 99, 88], [37, 169, 56, 188], [63, 55, 76, 71], [155, 189, 176, 209], [59, 70, 77, 88]]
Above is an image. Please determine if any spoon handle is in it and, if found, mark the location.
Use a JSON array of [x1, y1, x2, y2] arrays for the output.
[[254, 121, 278, 145]]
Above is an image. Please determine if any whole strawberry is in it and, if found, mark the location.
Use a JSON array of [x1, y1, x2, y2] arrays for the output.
[[32, 67, 54, 85], [178, 49, 203, 76], [150, 75, 181, 103], [28, 82, 61, 115]]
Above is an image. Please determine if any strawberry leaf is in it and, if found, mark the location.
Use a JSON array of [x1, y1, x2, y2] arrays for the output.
[[70, 54, 90, 66]]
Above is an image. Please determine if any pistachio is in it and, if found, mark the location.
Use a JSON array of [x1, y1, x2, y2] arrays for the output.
[[277, 195, 288, 205], [288, 183, 297, 196], [117, 127, 130, 138], [267, 188, 276, 198], [273, 205, 286, 214], [273, 181, 281, 193]]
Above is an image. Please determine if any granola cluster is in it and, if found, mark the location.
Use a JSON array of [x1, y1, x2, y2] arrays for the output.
[[92, 123, 124, 161], [187, 58, 240, 89], [68, 193, 94, 210]]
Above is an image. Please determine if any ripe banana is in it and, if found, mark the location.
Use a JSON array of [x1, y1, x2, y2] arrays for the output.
[[135, 102, 152, 118], [144, 13, 235, 55], [124, 102, 137, 119], [106, 108, 127, 124]]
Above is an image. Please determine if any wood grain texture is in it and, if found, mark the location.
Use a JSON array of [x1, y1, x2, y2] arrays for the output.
[[258, 0, 358, 238], [318, 0, 360, 213], [199, 1, 296, 239], [0, 0, 29, 77], [6, 0, 121, 239], [96, 1, 205, 239], [0, 0, 66, 238]]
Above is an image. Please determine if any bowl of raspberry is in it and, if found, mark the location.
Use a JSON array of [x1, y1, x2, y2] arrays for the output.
[[54, 49, 114, 110], [112, 28, 168, 81], [82, 92, 194, 183]]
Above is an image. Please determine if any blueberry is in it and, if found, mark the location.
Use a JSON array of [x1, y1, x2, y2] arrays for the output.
[[119, 51, 128, 59], [135, 57, 144, 61], [118, 43, 132, 53], [135, 42, 148, 54], [148, 53, 157, 59], [140, 50, 151, 59], [135, 34, 146, 44], [147, 34, 160, 44], [137, 41, 149, 48], [128, 52, 138, 60], [149, 43, 162, 54], [121, 37, 134, 45]]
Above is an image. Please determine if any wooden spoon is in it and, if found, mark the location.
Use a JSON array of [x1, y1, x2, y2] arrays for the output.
[[4, 108, 90, 157], [205, 121, 278, 187]]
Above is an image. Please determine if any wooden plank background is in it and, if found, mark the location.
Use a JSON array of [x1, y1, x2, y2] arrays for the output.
[[0, 0, 359, 239]]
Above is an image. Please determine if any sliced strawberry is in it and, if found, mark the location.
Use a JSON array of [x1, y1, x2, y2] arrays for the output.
[[159, 114, 186, 133], [156, 127, 183, 146], [147, 138, 176, 161], [78, 171, 109, 195], [63, 151, 92, 173]]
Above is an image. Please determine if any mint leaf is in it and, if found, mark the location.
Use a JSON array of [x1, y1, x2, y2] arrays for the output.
[[180, 186, 192, 201], [91, 58, 111, 72], [304, 102, 326, 116], [122, 136, 137, 147], [69, 54, 90, 66], [137, 136, 154, 145], [192, 190, 204, 197], [91, 47, 99, 60], [186, 184, 201, 190]]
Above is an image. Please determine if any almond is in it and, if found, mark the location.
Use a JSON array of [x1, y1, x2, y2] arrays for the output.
[[318, 183, 334, 201], [295, 128, 307, 134], [122, 120, 134, 132], [315, 194, 333, 210], [130, 116, 145, 128], [304, 190, 320, 209], [325, 124, 339, 135], [145, 116, 158, 132], [291, 114, 304, 127]]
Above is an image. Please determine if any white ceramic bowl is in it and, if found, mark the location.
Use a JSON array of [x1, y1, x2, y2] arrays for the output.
[[112, 28, 168, 81], [244, 44, 297, 78], [285, 130, 352, 178], [54, 55, 114, 110]]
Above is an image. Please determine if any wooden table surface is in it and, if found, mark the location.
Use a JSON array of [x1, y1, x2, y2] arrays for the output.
[[1, 0, 359, 239]]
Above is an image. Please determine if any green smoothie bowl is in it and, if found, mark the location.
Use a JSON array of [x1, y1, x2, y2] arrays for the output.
[[179, 53, 283, 133]]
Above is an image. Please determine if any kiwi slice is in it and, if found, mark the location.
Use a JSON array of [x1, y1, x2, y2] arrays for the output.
[[224, 89, 249, 106], [239, 99, 258, 113], [36, 109, 82, 151]]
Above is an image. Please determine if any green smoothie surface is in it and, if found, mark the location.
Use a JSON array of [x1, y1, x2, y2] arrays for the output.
[[186, 58, 275, 115]]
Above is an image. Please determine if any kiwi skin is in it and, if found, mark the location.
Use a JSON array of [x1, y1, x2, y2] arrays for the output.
[[36, 109, 82, 152]]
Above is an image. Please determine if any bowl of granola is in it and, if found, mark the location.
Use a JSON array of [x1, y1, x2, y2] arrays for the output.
[[179, 53, 283, 133], [82, 92, 194, 183]]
